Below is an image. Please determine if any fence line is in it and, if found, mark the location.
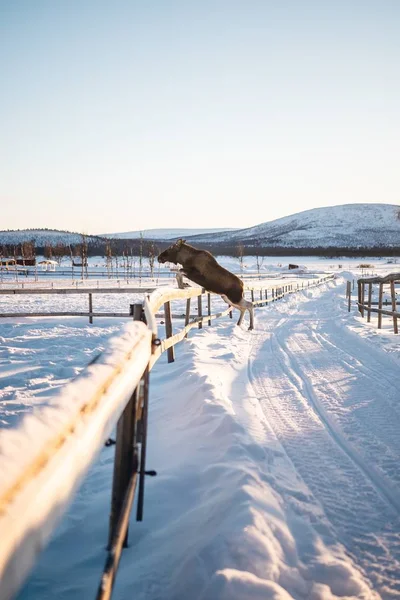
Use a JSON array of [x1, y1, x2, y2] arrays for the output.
[[0, 275, 331, 322], [0, 273, 334, 600], [356, 273, 399, 334]]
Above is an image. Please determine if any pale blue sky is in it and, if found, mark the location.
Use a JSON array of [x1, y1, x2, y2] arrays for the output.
[[1, 0, 399, 234]]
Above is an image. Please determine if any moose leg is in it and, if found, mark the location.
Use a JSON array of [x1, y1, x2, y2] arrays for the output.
[[176, 270, 190, 289], [221, 295, 254, 330], [237, 298, 254, 330], [247, 301, 255, 330], [237, 308, 246, 326]]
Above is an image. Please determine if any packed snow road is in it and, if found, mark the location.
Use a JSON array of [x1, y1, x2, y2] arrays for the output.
[[248, 282, 400, 598]]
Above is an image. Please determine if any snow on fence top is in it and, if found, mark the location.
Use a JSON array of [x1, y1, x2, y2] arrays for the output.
[[0, 321, 151, 600], [357, 272, 400, 284]]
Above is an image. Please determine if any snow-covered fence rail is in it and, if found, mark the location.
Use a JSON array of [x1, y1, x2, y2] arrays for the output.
[[0, 320, 153, 600], [0, 273, 334, 600], [357, 273, 400, 334]]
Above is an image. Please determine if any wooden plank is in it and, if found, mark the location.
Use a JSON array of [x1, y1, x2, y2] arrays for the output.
[[391, 280, 398, 334], [0, 287, 157, 295], [347, 281, 351, 312], [107, 385, 139, 548], [367, 283, 372, 323], [184, 298, 191, 339], [0, 312, 131, 318], [358, 272, 400, 284], [356, 305, 400, 318], [197, 295, 203, 329], [378, 283, 383, 329], [98, 470, 138, 600], [89, 293, 93, 324], [360, 282, 365, 317], [136, 367, 150, 521], [164, 302, 175, 363]]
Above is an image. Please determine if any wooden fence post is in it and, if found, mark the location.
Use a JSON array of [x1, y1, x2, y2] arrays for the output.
[[390, 280, 398, 334], [184, 298, 191, 338], [259, 289, 263, 306], [378, 283, 383, 329], [89, 293, 93, 324], [198, 294, 203, 329], [136, 366, 150, 521], [107, 383, 139, 550], [360, 282, 365, 317], [367, 283, 372, 322], [207, 293, 211, 326], [107, 302, 143, 549], [164, 301, 175, 362], [347, 281, 351, 312]]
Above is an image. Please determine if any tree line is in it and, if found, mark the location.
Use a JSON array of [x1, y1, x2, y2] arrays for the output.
[[1, 236, 399, 265]]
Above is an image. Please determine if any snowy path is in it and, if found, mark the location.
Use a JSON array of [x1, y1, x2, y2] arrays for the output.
[[8, 275, 400, 600], [248, 284, 400, 598]]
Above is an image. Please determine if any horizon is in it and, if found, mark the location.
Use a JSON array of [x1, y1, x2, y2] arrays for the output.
[[1, 2, 399, 233]]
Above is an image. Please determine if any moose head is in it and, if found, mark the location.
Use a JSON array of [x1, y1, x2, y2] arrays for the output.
[[157, 239, 186, 264]]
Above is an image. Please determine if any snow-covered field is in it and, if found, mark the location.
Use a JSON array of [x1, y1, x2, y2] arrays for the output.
[[1, 257, 400, 600]]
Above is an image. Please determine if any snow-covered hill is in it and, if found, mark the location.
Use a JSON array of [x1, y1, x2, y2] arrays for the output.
[[188, 204, 400, 248], [0, 229, 104, 247], [100, 227, 238, 239], [2, 204, 399, 249]]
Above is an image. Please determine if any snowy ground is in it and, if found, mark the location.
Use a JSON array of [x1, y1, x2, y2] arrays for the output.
[[1, 257, 399, 599]]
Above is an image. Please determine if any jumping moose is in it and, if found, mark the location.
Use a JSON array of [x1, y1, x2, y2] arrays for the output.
[[157, 239, 254, 330]]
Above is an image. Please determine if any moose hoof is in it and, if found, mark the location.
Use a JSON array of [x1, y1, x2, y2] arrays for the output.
[[248, 326, 254, 331]]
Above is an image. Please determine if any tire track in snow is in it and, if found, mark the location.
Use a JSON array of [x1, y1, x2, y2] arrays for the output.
[[275, 333, 400, 515], [247, 294, 400, 598]]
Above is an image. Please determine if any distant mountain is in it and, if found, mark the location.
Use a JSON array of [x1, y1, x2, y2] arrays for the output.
[[99, 227, 238, 240], [1, 204, 399, 250], [187, 204, 400, 249], [0, 229, 104, 247]]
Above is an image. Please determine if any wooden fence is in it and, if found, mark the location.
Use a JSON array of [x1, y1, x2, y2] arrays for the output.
[[356, 273, 399, 334], [0, 275, 330, 324], [0, 274, 334, 600], [0, 287, 156, 323]]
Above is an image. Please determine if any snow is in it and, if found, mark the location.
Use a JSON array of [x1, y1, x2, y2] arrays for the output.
[[188, 204, 400, 249], [1, 257, 400, 599], [0, 229, 103, 247]]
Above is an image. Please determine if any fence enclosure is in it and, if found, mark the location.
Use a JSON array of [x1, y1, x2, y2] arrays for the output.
[[0, 274, 333, 600], [357, 273, 399, 334]]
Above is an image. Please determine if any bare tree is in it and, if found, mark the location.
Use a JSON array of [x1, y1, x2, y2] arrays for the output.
[[105, 240, 113, 278], [80, 233, 88, 279], [254, 242, 264, 278], [148, 242, 158, 279], [53, 243, 68, 266], [236, 242, 245, 273], [139, 232, 144, 283]]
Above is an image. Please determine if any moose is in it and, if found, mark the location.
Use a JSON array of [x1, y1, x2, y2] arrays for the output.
[[158, 239, 254, 330]]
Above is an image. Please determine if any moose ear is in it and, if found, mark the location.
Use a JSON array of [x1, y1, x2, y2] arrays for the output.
[[176, 238, 186, 247]]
